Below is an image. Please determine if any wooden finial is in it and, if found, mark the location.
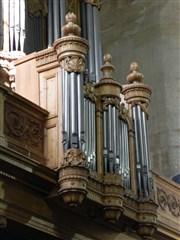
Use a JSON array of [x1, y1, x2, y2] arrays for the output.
[[100, 54, 115, 78], [62, 12, 81, 37], [127, 62, 144, 84]]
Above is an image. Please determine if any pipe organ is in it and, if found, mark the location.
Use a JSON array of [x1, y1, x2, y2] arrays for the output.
[[0, 1, 159, 239]]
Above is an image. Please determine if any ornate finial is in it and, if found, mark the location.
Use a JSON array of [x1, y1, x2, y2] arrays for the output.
[[127, 62, 144, 84], [100, 54, 115, 78], [61, 12, 81, 36]]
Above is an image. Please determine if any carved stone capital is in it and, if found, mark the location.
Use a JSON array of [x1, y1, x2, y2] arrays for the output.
[[53, 13, 89, 73]]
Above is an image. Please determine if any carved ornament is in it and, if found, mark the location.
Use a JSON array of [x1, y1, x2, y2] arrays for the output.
[[59, 148, 89, 206], [102, 96, 120, 111], [157, 188, 180, 217], [84, 83, 96, 102], [62, 148, 88, 167], [0, 53, 16, 90], [61, 56, 85, 73], [27, 0, 48, 17], [4, 102, 43, 151], [53, 12, 89, 73], [84, 0, 102, 10]]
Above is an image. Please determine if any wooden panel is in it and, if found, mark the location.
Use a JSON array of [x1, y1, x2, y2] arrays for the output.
[[39, 69, 58, 118], [45, 124, 58, 169]]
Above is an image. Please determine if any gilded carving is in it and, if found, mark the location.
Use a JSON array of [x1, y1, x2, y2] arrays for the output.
[[157, 188, 180, 217], [62, 148, 88, 167], [4, 102, 43, 150], [27, 0, 48, 17]]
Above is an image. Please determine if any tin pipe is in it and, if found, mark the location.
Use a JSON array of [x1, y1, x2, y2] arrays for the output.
[[9, 0, 15, 51], [86, 3, 95, 80], [60, 0, 66, 34], [70, 72, 78, 148], [133, 106, 142, 195], [92, 102, 96, 171], [0, 0, 3, 49], [53, 0, 60, 41], [20, 0, 25, 52], [15, 0, 20, 50], [93, 6, 102, 82], [103, 111, 108, 173], [77, 74, 84, 150], [48, 0, 53, 47], [62, 69, 70, 151], [108, 105, 114, 172]]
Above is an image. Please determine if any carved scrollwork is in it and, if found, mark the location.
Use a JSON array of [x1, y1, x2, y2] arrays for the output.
[[61, 56, 85, 73], [157, 188, 180, 217], [84, 83, 96, 102], [4, 102, 43, 149], [132, 101, 149, 118], [62, 148, 88, 167], [102, 96, 120, 111]]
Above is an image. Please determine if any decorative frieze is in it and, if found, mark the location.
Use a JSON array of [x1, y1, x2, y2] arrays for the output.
[[4, 101, 44, 152], [157, 187, 180, 217]]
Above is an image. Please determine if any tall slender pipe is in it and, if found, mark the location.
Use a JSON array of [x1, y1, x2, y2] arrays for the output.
[[77, 74, 84, 150], [93, 6, 102, 82], [14, 0, 20, 50], [48, 0, 53, 47], [60, 0, 66, 31], [9, 0, 15, 51], [62, 69, 70, 151], [20, 0, 25, 52], [103, 111, 108, 173], [86, 3, 95, 80], [0, 0, 3, 50], [133, 106, 142, 195], [53, 0, 60, 41], [70, 72, 78, 148]]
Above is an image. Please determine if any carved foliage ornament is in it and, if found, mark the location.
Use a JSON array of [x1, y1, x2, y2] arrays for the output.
[[62, 148, 88, 167], [61, 56, 85, 73], [4, 102, 43, 150], [84, 83, 96, 102], [157, 188, 180, 217], [102, 96, 120, 111]]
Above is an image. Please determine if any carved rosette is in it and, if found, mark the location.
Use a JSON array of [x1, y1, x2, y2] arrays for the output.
[[95, 54, 122, 111], [84, 0, 102, 10], [58, 148, 89, 206], [103, 173, 125, 223], [136, 196, 158, 239], [122, 62, 152, 114], [53, 12, 89, 73]]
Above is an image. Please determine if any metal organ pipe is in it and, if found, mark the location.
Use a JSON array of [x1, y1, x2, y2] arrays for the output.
[[103, 111, 108, 173], [77, 74, 85, 150], [0, 0, 3, 49], [60, 0, 66, 31], [86, 3, 95, 80], [20, 0, 25, 52], [70, 72, 78, 148], [48, 0, 53, 47], [53, 0, 60, 40]]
